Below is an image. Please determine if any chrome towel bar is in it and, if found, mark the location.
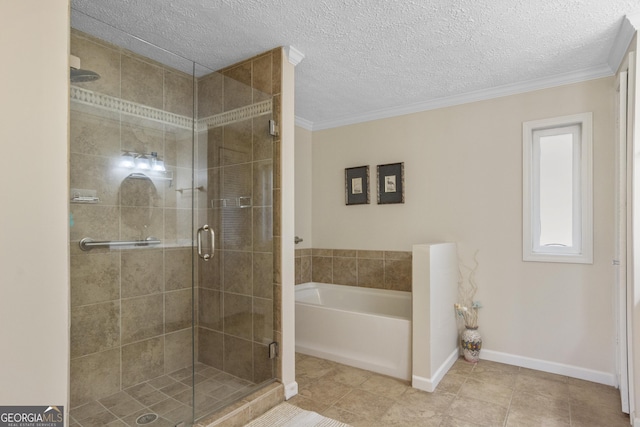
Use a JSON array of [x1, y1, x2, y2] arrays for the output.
[[79, 237, 161, 251]]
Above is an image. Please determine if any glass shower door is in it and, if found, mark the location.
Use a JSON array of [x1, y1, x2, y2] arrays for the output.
[[69, 13, 280, 425], [193, 53, 278, 421], [69, 24, 198, 426]]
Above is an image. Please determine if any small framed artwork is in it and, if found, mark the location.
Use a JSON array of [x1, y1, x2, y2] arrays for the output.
[[377, 162, 404, 204], [345, 165, 370, 205]]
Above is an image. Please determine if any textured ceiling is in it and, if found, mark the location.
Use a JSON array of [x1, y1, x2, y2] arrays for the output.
[[71, 0, 640, 130]]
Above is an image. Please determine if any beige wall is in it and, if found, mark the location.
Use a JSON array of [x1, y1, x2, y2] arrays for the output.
[[631, 37, 640, 427], [620, 34, 640, 420], [0, 0, 70, 407], [309, 77, 617, 377], [294, 126, 313, 249]]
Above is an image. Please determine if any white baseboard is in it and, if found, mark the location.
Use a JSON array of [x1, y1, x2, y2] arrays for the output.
[[284, 381, 298, 400], [411, 375, 432, 392], [481, 349, 616, 386], [412, 348, 459, 392]]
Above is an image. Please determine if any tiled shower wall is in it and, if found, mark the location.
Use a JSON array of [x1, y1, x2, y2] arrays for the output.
[[69, 31, 194, 407], [295, 248, 412, 292], [195, 49, 282, 384]]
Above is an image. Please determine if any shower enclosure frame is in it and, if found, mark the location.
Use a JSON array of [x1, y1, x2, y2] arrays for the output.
[[68, 19, 285, 425]]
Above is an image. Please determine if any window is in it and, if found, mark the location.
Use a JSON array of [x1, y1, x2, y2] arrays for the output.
[[523, 113, 593, 263]]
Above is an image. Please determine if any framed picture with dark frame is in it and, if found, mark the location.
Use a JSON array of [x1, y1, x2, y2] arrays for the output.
[[345, 165, 370, 205], [377, 162, 404, 204]]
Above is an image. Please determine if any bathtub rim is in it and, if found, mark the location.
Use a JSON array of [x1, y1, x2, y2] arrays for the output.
[[295, 281, 411, 320]]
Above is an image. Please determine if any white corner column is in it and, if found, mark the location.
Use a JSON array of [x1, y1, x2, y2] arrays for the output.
[[412, 243, 459, 392], [0, 0, 70, 412], [281, 45, 304, 399]]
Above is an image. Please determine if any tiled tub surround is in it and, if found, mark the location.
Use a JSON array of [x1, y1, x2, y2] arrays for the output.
[[295, 249, 412, 292], [70, 29, 284, 423], [295, 243, 456, 388]]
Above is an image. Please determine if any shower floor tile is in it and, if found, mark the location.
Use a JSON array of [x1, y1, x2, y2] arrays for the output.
[[70, 363, 257, 426]]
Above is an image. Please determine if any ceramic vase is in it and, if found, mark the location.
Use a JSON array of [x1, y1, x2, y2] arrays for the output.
[[461, 326, 482, 363]]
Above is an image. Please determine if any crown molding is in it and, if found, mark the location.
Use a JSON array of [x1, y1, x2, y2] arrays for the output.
[[295, 116, 314, 131], [285, 46, 305, 66], [307, 65, 613, 131], [608, 13, 640, 74]]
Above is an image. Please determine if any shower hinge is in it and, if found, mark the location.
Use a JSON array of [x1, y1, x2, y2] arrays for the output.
[[269, 119, 279, 137], [269, 342, 279, 359]]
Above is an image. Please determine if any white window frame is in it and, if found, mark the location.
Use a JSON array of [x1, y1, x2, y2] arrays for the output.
[[522, 112, 593, 264]]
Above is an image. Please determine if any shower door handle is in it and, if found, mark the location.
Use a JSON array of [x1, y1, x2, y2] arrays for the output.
[[197, 224, 215, 261]]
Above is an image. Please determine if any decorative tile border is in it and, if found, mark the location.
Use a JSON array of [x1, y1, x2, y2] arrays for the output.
[[198, 99, 272, 131], [71, 86, 192, 129], [71, 86, 272, 131]]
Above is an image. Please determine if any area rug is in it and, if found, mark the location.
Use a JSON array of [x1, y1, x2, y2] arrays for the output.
[[245, 402, 351, 427]]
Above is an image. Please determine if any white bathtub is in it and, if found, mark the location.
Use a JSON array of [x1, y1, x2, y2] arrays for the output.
[[295, 282, 412, 380]]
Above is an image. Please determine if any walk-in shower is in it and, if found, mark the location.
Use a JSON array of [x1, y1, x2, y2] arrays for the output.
[[68, 15, 281, 425]]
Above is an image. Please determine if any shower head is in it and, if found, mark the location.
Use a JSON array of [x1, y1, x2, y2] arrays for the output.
[[69, 54, 100, 83], [70, 68, 101, 83]]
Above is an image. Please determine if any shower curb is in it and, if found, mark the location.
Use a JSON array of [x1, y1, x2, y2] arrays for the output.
[[195, 382, 283, 427]]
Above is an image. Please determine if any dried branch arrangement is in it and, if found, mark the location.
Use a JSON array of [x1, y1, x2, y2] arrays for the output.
[[455, 250, 481, 328]]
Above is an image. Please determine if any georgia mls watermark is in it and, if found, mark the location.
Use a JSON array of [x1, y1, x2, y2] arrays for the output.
[[0, 406, 63, 427]]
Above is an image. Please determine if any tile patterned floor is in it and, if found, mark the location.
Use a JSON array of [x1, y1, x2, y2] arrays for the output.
[[288, 353, 631, 427], [69, 363, 255, 427]]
